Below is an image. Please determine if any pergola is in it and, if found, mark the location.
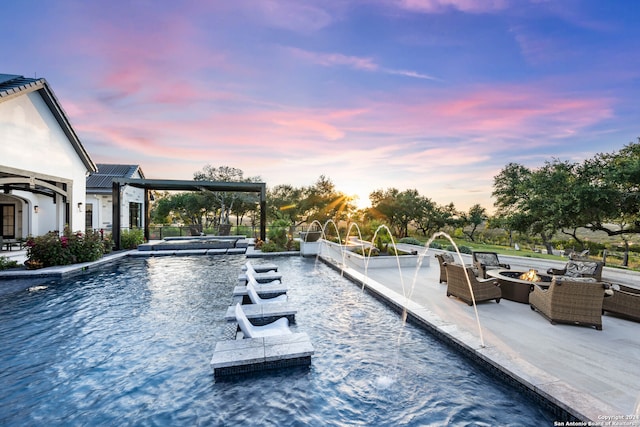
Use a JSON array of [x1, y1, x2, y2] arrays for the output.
[[111, 178, 266, 250]]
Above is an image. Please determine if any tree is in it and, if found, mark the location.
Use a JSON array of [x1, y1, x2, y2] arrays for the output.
[[368, 188, 402, 235], [493, 148, 640, 255], [368, 188, 452, 238], [267, 184, 305, 225], [151, 192, 213, 231], [413, 198, 446, 237], [266, 176, 356, 229], [580, 142, 640, 237], [193, 165, 261, 226], [299, 176, 356, 225], [492, 162, 569, 254], [460, 204, 487, 242], [393, 189, 425, 238]]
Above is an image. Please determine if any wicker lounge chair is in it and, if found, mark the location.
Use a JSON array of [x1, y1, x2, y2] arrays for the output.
[[472, 251, 510, 279], [529, 277, 606, 330], [547, 260, 603, 281], [445, 263, 501, 306], [602, 284, 640, 322], [435, 253, 455, 283]]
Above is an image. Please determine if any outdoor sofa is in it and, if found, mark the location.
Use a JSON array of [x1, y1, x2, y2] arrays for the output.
[[602, 284, 640, 322], [547, 260, 604, 281], [529, 277, 606, 330]]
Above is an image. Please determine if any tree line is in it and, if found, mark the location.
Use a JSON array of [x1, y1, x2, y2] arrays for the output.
[[150, 141, 640, 257], [492, 140, 640, 257]]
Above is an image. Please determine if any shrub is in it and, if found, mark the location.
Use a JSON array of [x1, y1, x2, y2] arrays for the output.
[[0, 256, 19, 270], [26, 228, 105, 268], [352, 247, 379, 257], [259, 241, 280, 253], [120, 229, 145, 249], [429, 242, 443, 249], [387, 245, 413, 256], [458, 245, 473, 254], [399, 237, 422, 246], [444, 244, 472, 254], [67, 229, 104, 262], [268, 219, 290, 248], [102, 235, 113, 254], [286, 239, 300, 251]]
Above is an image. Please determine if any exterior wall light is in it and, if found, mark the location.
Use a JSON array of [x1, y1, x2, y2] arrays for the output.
[[78, 202, 83, 212], [34, 205, 39, 213]]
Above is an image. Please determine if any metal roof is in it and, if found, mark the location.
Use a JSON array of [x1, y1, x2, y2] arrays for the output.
[[86, 164, 145, 193]]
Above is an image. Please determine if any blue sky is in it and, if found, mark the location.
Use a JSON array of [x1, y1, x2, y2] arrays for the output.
[[2, 0, 639, 210]]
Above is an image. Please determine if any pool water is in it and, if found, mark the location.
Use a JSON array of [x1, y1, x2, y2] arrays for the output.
[[0, 256, 554, 425]]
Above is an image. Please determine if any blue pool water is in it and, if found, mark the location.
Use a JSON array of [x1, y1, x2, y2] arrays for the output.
[[0, 256, 554, 425]]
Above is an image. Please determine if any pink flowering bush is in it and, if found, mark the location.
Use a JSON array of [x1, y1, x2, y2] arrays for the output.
[[26, 228, 105, 268]]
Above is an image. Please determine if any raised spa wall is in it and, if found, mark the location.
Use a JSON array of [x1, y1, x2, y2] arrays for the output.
[[317, 240, 429, 269]]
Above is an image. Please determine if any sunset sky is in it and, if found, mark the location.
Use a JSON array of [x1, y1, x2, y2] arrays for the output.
[[2, 1, 639, 211]]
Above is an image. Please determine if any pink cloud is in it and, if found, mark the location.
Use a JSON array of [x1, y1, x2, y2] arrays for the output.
[[75, 79, 614, 175], [287, 47, 438, 80], [337, 84, 614, 148], [393, 0, 508, 14]]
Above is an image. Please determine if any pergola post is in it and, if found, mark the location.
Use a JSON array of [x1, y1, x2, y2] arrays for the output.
[[260, 187, 266, 241], [144, 188, 151, 242], [112, 181, 121, 250]]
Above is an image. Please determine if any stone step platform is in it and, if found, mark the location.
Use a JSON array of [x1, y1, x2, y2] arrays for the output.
[[224, 302, 297, 325], [211, 332, 314, 378], [233, 284, 288, 298], [238, 272, 282, 284]]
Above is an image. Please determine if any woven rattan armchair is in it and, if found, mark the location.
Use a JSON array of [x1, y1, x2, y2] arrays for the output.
[[602, 284, 640, 322], [529, 277, 606, 330], [445, 263, 501, 306], [547, 260, 603, 281], [435, 253, 455, 283], [472, 251, 510, 279]]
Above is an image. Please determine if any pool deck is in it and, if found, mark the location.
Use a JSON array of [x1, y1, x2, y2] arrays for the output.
[[2, 245, 639, 423]]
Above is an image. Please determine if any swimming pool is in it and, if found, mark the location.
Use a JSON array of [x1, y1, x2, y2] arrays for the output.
[[0, 255, 554, 425]]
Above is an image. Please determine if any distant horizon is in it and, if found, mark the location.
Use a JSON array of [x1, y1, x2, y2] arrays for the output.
[[2, 1, 638, 212]]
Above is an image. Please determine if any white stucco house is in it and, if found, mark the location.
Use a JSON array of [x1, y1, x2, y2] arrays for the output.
[[0, 73, 97, 241], [86, 164, 146, 232]]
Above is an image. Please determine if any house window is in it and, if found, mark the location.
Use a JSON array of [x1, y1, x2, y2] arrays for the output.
[[85, 203, 93, 230], [1, 204, 15, 239], [129, 202, 142, 229]]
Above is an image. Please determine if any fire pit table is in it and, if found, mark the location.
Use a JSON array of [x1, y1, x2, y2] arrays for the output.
[[486, 269, 553, 304]]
